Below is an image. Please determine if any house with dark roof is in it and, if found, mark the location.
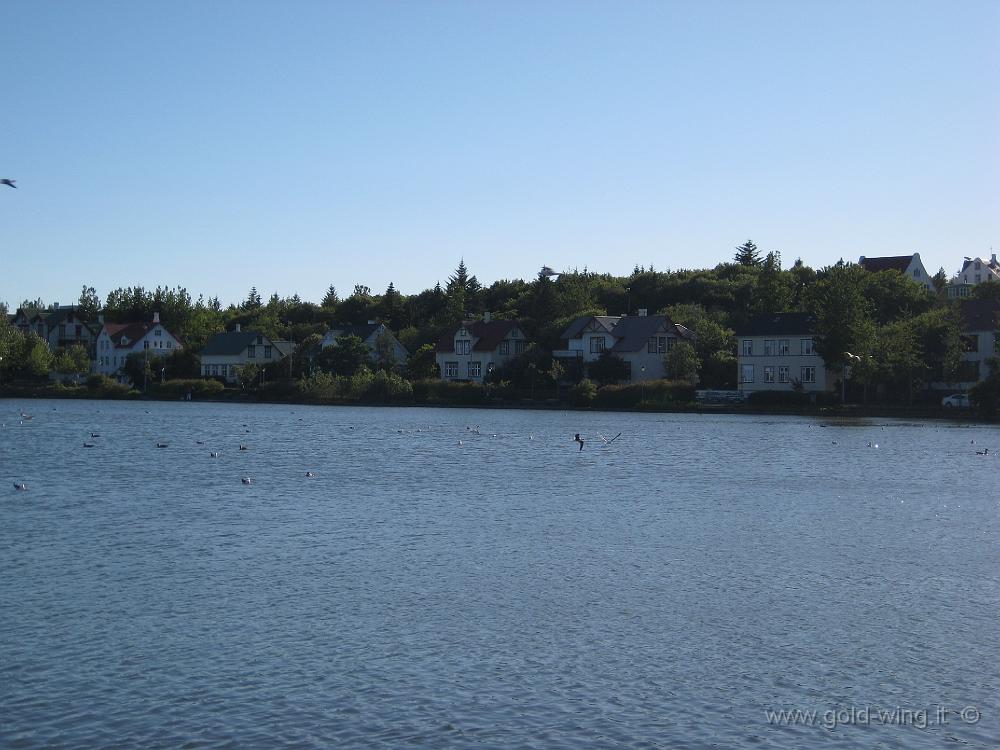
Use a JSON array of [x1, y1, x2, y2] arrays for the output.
[[554, 310, 694, 382], [320, 322, 409, 368], [947, 299, 999, 388], [12, 304, 100, 355], [858, 253, 933, 291], [947, 254, 1000, 299], [94, 312, 183, 382], [435, 313, 529, 382], [735, 312, 835, 394], [200, 325, 294, 383]]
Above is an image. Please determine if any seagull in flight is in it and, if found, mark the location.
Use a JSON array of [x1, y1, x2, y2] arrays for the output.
[[1, 179, 16, 189]]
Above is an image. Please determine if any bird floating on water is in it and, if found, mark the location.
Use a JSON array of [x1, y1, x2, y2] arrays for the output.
[[239, 444, 248, 451], [156, 442, 168, 448], [241, 477, 252, 485], [1, 179, 16, 189], [209, 452, 220, 458], [305, 471, 316, 477], [14, 482, 27, 491]]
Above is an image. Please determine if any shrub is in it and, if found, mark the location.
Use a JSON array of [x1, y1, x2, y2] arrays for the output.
[[569, 378, 598, 406], [152, 378, 225, 399]]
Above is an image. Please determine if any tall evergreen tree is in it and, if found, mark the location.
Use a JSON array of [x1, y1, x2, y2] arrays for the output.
[[321, 285, 339, 308], [734, 239, 762, 267]]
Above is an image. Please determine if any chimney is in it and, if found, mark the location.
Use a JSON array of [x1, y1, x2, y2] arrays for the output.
[[992, 253, 997, 266], [153, 312, 160, 324], [483, 311, 492, 323], [235, 323, 241, 333], [367, 319, 376, 325], [637, 308, 647, 317]]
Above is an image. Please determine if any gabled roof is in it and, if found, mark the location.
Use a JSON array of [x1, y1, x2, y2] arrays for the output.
[[436, 319, 523, 353], [859, 255, 913, 273], [561, 315, 620, 341], [736, 312, 815, 336], [201, 330, 268, 356], [102, 321, 178, 349], [329, 323, 381, 342], [609, 315, 692, 353], [43, 306, 85, 327], [959, 299, 1000, 333]]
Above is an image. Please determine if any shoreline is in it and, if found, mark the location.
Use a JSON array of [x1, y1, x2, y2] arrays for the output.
[[0, 385, 985, 423]]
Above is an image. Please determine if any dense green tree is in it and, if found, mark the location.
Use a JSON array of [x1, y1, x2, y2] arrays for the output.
[[77, 285, 102, 321], [316, 335, 370, 377], [665, 341, 700, 384], [123, 351, 164, 389], [54, 344, 91, 377], [587, 351, 629, 385], [321, 285, 339, 308], [379, 282, 405, 328], [406, 343, 439, 379], [734, 239, 762, 267], [807, 264, 876, 371], [973, 279, 1000, 304], [18, 333, 53, 380]]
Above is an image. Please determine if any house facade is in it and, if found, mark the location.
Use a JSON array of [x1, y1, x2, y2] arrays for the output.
[[94, 313, 183, 380], [736, 313, 836, 394], [947, 255, 1000, 299], [320, 322, 409, 368], [554, 310, 695, 382], [858, 253, 934, 291], [12, 305, 99, 355], [952, 299, 999, 388], [200, 326, 294, 383], [435, 314, 529, 383]]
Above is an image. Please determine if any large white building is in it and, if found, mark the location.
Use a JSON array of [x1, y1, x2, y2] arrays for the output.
[[947, 255, 1000, 299], [94, 313, 183, 381], [736, 313, 836, 395]]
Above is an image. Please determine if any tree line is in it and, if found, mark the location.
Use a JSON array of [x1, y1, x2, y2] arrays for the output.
[[3, 242, 999, 406]]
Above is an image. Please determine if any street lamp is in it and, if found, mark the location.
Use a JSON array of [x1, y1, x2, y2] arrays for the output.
[[640, 365, 646, 404]]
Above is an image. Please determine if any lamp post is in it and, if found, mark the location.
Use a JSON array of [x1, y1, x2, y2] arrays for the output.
[[640, 365, 646, 404]]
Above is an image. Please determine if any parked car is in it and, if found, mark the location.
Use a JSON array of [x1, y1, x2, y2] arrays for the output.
[[941, 393, 971, 408]]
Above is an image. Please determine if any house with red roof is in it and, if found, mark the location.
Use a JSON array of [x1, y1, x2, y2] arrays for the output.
[[435, 314, 530, 382], [93, 313, 183, 381], [857, 253, 933, 291]]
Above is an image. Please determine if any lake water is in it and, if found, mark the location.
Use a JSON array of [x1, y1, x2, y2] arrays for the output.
[[1, 399, 998, 749]]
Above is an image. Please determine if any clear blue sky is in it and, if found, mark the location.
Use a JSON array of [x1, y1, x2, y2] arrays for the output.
[[2, 1, 997, 310]]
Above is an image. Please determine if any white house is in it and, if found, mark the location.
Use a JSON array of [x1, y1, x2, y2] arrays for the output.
[[94, 313, 183, 381], [200, 325, 294, 383], [858, 253, 934, 291], [320, 322, 409, 368], [951, 299, 999, 388], [735, 313, 836, 395], [553, 310, 695, 382], [947, 255, 1000, 299], [435, 314, 529, 383]]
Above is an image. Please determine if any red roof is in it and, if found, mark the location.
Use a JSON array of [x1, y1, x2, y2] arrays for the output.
[[103, 322, 180, 349]]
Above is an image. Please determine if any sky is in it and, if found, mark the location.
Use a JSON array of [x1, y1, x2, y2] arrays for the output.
[[2, 0, 997, 310]]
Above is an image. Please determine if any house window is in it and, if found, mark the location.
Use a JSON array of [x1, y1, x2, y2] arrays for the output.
[[801, 338, 814, 355], [257, 335, 263, 345], [221, 365, 228, 378], [913, 269, 920, 278], [143, 341, 149, 350], [59, 324, 66, 337], [778, 339, 790, 356], [514, 340, 526, 354], [742, 340, 753, 356], [203, 365, 209, 376], [764, 339, 775, 356], [975, 273, 982, 283], [248, 345, 256, 358], [778, 366, 789, 383], [167, 341, 172, 348], [444, 361, 458, 377], [591, 337, 606, 353], [801, 366, 816, 383], [647, 338, 656, 354], [764, 366, 775, 383], [264, 345, 272, 358], [499, 341, 509, 355], [647, 336, 669, 354], [456, 340, 471, 355], [468, 361, 482, 378], [154, 329, 161, 336], [741, 364, 754, 383], [75, 325, 82, 337]]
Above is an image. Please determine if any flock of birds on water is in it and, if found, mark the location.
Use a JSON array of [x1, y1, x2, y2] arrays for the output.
[[5, 406, 997, 492]]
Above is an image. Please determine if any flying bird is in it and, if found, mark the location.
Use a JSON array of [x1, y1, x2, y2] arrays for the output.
[[1, 179, 16, 189]]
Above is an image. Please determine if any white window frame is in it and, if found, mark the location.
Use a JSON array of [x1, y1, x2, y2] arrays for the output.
[[444, 361, 458, 377], [801, 366, 816, 384], [468, 361, 482, 378], [764, 366, 775, 383], [778, 366, 789, 383], [741, 364, 754, 383], [742, 340, 753, 356], [801, 338, 814, 355]]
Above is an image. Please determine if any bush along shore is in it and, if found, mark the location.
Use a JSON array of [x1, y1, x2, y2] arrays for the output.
[[0, 372, 984, 421]]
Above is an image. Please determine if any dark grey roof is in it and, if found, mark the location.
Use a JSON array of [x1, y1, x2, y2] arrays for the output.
[[330, 323, 380, 341], [610, 315, 690, 353], [960, 299, 1000, 332], [201, 330, 267, 356], [859, 255, 913, 273], [736, 312, 815, 336], [560, 315, 619, 341]]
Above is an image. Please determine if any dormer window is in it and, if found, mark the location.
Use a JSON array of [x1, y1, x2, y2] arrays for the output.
[[120, 337, 129, 346], [456, 340, 471, 355], [155, 328, 161, 336], [257, 335, 263, 345]]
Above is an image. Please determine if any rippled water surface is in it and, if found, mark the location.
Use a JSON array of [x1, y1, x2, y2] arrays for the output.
[[2, 399, 998, 748]]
